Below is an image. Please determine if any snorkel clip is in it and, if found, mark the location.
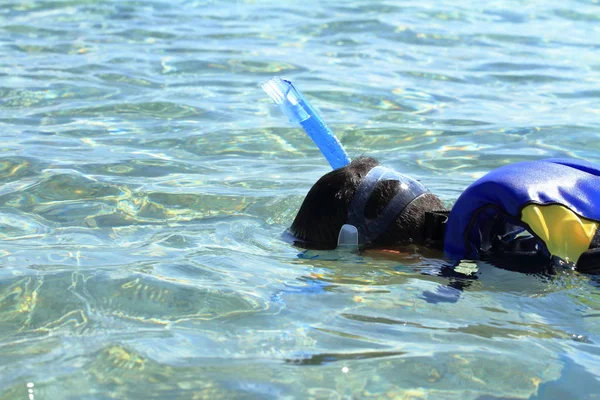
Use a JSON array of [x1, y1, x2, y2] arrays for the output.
[[337, 224, 359, 251]]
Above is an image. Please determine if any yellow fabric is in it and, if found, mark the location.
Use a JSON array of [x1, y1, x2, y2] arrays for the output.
[[521, 204, 598, 263]]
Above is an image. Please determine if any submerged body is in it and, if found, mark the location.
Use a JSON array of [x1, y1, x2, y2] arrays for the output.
[[262, 78, 600, 273], [291, 157, 600, 274]]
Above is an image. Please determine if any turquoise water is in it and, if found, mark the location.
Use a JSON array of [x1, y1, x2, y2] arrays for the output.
[[1, 0, 600, 398]]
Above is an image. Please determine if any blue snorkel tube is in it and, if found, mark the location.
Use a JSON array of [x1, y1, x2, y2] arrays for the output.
[[262, 77, 359, 249], [261, 77, 351, 170]]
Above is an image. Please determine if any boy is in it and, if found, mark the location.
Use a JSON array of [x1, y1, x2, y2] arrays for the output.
[[290, 156, 600, 274]]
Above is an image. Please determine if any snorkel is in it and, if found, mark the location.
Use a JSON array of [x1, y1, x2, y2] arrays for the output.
[[262, 77, 359, 249], [262, 77, 427, 250], [261, 77, 351, 169]]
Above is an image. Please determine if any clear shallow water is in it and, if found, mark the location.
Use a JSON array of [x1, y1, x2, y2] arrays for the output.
[[1, 0, 600, 398]]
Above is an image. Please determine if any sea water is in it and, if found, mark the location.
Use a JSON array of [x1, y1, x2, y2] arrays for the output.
[[0, 0, 599, 398]]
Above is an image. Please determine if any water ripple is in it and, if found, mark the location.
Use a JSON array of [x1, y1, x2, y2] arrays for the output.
[[0, 0, 599, 398]]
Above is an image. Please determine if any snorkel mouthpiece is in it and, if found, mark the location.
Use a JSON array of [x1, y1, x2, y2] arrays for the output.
[[261, 77, 351, 169]]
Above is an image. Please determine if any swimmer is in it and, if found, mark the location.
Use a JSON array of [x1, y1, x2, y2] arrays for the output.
[[290, 156, 600, 274], [262, 77, 600, 274]]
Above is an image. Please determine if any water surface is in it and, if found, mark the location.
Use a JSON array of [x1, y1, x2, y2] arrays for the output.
[[1, 0, 600, 398]]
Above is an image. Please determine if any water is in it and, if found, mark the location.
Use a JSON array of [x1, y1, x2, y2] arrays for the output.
[[1, 0, 599, 398]]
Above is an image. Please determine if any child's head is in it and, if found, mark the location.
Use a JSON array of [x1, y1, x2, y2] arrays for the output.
[[290, 157, 447, 249]]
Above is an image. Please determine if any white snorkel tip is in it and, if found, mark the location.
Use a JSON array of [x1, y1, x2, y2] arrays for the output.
[[261, 77, 310, 124], [262, 77, 351, 170]]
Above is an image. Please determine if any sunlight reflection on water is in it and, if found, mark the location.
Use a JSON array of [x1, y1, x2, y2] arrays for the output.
[[0, 0, 599, 398]]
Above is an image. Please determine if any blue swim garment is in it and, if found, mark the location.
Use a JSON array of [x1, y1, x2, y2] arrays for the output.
[[444, 158, 600, 263]]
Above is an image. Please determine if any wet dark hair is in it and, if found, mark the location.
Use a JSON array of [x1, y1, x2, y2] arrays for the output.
[[290, 156, 447, 249]]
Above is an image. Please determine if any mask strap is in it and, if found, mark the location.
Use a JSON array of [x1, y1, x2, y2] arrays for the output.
[[345, 166, 427, 246], [347, 166, 390, 235]]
